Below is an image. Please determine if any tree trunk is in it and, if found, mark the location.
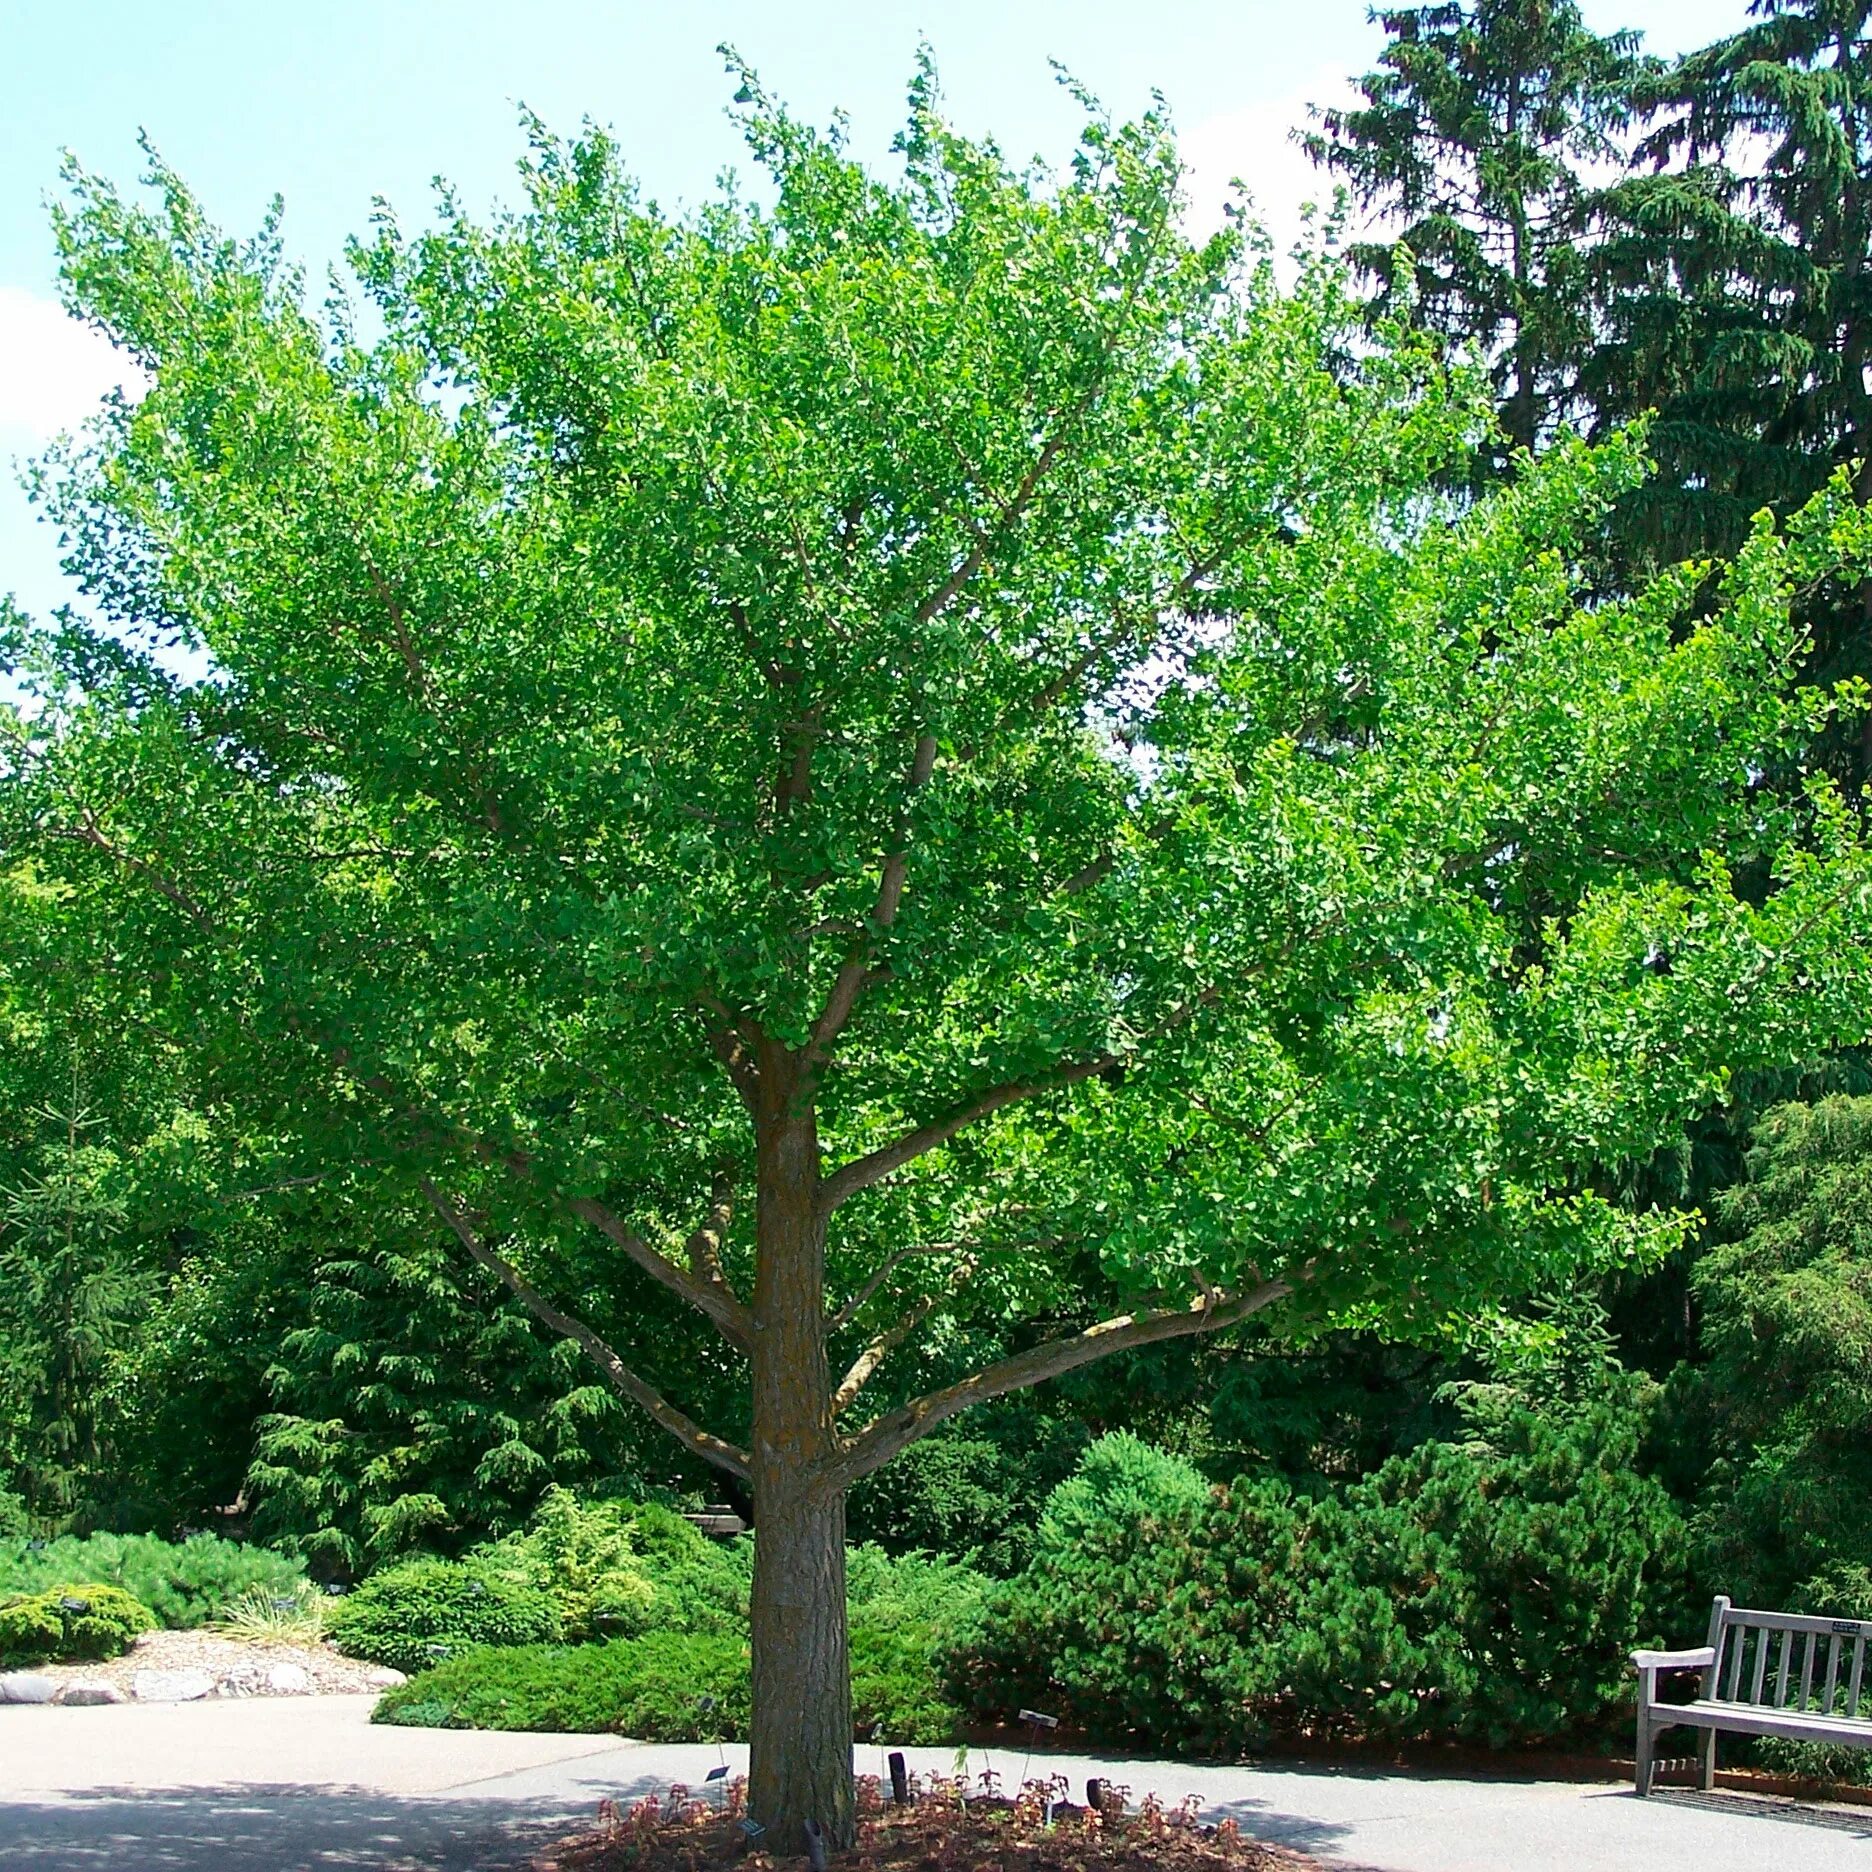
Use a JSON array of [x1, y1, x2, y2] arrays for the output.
[[747, 1070, 855, 1853]]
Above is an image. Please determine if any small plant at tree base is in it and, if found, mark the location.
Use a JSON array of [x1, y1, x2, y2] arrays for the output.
[[0, 1583, 156, 1665]]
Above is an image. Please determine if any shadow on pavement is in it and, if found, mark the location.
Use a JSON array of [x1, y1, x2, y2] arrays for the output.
[[1141, 1794, 1360, 1860], [0, 1787, 591, 1872], [1638, 1787, 1872, 1839]]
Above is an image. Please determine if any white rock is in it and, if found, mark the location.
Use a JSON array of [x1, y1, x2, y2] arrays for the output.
[[212, 1665, 263, 1698], [55, 1680, 125, 1706], [0, 1671, 57, 1704], [364, 1666, 406, 1687], [265, 1662, 311, 1695], [131, 1667, 214, 1703]]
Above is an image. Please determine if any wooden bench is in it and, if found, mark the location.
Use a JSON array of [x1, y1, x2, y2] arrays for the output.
[[1633, 1594, 1872, 1794]]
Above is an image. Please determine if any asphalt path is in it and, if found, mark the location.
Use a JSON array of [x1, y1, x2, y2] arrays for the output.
[[3, 1697, 1869, 1871]]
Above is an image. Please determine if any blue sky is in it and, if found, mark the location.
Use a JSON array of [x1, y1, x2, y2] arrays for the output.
[[1, 0, 1750, 628]]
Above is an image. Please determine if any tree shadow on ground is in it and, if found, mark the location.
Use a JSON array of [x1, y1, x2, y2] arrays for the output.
[[0, 1786, 587, 1872]]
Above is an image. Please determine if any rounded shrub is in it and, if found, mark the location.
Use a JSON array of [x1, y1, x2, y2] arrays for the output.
[[328, 1558, 561, 1674], [0, 1583, 157, 1665]]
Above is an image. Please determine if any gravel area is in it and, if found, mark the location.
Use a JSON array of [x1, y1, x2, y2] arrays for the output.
[[26, 1628, 401, 1700]]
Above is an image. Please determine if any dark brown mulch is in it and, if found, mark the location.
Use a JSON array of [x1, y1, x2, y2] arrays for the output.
[[532, 1772, 1328, 1872]]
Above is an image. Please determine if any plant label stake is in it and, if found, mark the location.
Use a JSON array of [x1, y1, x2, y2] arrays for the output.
[[1016, 1708, 1058, 1793], [804, 1819, 829, 1872], [888, 1751, 911, 1806]]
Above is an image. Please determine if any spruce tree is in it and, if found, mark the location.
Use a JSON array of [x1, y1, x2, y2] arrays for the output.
[[1304, 0, 1647, 471], [1592, 0, 1872, 786]]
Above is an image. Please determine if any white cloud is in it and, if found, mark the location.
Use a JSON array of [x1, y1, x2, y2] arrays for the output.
[[0, 287, 145, 443], [1178, 69, 1388, 261]]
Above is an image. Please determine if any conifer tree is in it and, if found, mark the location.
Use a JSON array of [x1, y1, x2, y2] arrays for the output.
[[1592, 0, 1872, 785], [1304, 0, 1647, 471]]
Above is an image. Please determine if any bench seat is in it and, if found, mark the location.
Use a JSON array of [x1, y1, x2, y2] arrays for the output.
[[1661, 1698, 1872, 1748]]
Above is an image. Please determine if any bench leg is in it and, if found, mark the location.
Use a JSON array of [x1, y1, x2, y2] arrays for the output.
[[1697, 1725, 1716, 1792], [1635, 1668, 1655, 1796]]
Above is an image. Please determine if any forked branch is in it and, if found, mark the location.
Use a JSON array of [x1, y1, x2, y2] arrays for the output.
[[421, 1179, 752, 1484], [831, 1290, 943, 1416]]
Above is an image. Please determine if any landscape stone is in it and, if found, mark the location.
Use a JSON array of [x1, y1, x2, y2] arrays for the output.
[[131, 1667, 214, 1703], [265, 1662, 311, 1694], [365, 1666, 406, 1687], [0, 1672, 57, 1704], [54, 1680, 125, 1706]]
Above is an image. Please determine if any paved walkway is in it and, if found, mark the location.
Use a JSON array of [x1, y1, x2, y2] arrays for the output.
[[3, 1697, 1870, 1871]]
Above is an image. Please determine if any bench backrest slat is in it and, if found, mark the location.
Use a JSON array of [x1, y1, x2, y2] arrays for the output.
[[1825, 1635, 1844, 1715], [1776, 1627, 1793, 1706], [1850, 1637, 1867, 1721], [1800, 1632, 1818, 1712], [1750, 1625, 1770, 1705], [1724, 1625, 1746, 1701]]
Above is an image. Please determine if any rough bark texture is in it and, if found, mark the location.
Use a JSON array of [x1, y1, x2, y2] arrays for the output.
[[746, 1066, 855, 1854]]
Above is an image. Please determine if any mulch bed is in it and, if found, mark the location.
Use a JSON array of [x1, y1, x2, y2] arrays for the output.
[[534, 1772, 1327, 1872]]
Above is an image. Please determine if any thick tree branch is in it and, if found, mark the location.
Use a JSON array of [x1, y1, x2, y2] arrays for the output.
[[820, 1058, 1113, 1212], [421, 1179, 751, 1485], [799, 731, 938, 1078], [831, 1290, 943, 1416], [697, 994, 762, 1112], [564, 1192, 753, 1348], [683, 1167, 742, 1308], [53, 811, 217, 936], [832, 1276, 1293, 1485]]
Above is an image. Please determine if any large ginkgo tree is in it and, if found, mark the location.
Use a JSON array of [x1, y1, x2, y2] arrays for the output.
[[7, 59, 1872, 1848]]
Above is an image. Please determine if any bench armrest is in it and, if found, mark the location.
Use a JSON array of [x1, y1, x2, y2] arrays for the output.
[[1631, 1647, 1717, 1672]]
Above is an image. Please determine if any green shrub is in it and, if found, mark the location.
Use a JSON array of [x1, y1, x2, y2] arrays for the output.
[[374, 1631, 751, 1737], [846, 1547, 982, 1743], [628, 1505, 752, 1635], [0, 1583, 156, 1664], [368, 1537, 979, 1742], [847, 1408, 1091, 1574], [0, 1531, 306, 1629], [1689, 1098, 1872, 1614], [959, 1411, 1683, 1753], [1283, 1399, 1683, 1747], [482, 1489, 656, 1642], [851, 1622, 967, 1743], [328, 1557, 562, 1674], [957, 1447, 1300, 1749]]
